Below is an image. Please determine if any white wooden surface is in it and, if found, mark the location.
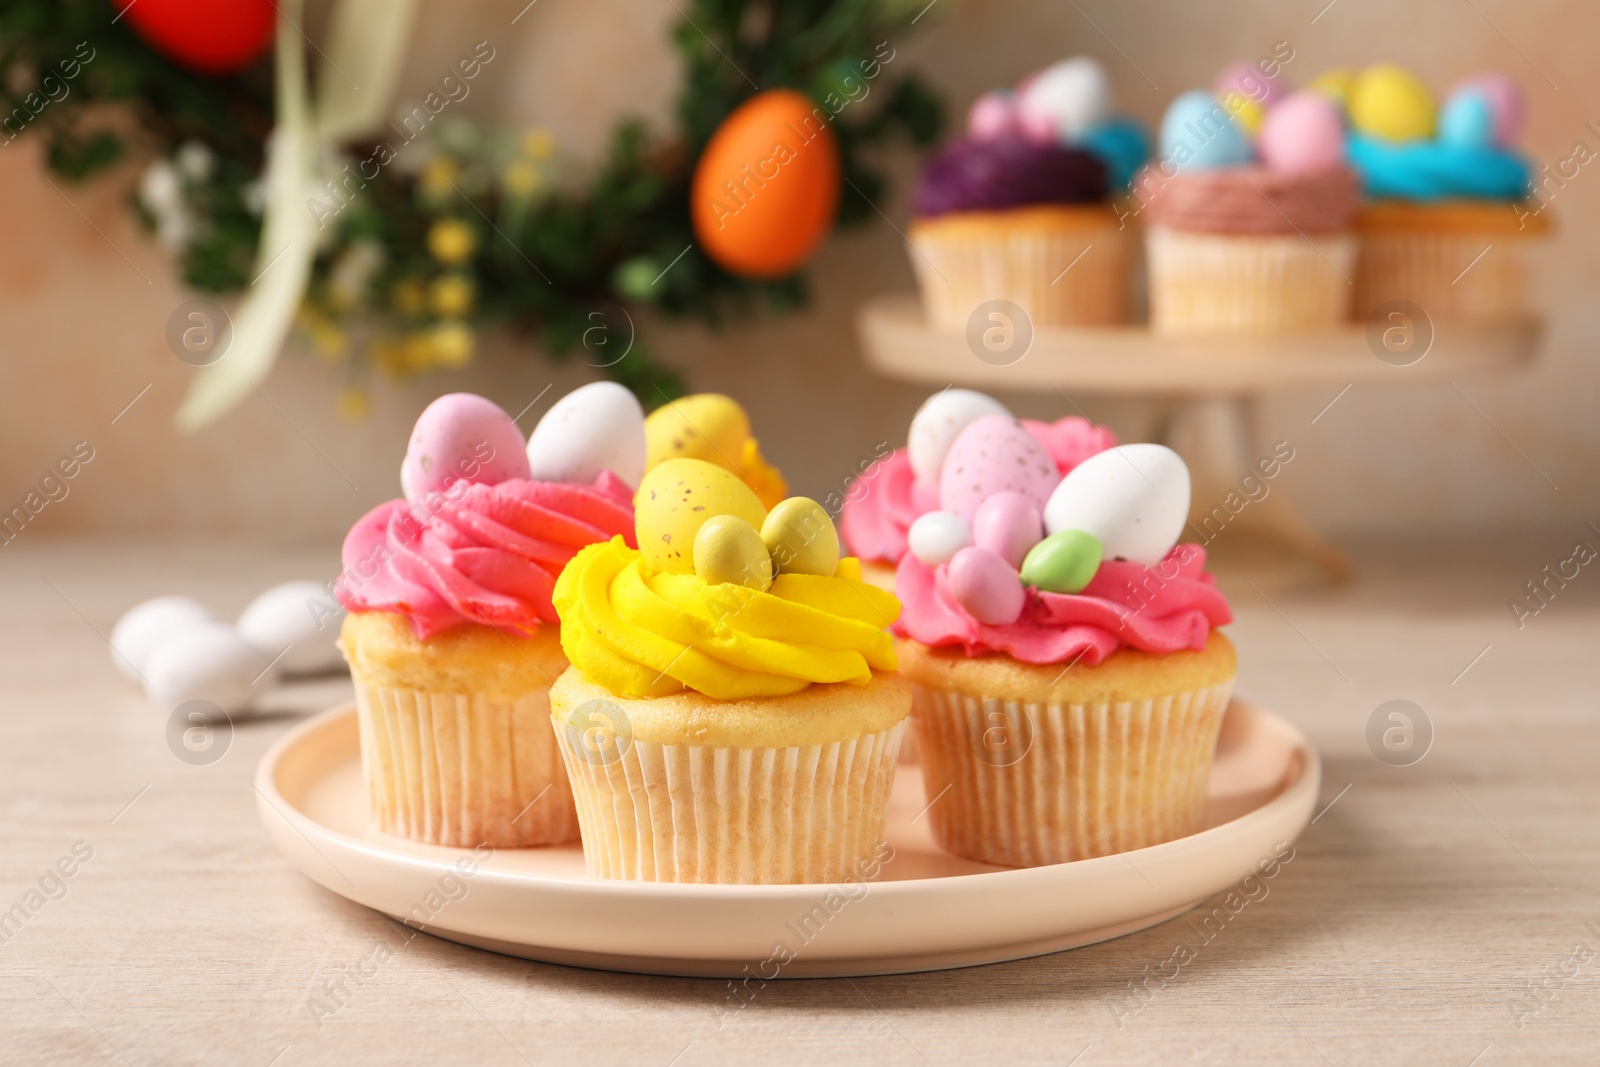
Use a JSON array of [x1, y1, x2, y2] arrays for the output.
[[2, 536, 1598, 1065]]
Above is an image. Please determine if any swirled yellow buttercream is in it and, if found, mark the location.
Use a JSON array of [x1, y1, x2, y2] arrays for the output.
[[554, 536, 899, 699]]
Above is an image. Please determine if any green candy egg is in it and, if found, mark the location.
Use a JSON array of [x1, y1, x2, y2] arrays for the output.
[[1020, 530, 1103, 594], [761, 497, 840, 577], [693, 514, 774, 591]]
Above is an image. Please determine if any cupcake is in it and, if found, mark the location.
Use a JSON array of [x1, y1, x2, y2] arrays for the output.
[[549, 458, 909, 883], [1331, 66, 1546, 325], [891, 416, 1234, 868], [840, 388, 1116, 592], [335, 385, 644, 848], [644, 392, 787, 509], [908, 57, 1149, 331], [1138, 86, 1360, 336]]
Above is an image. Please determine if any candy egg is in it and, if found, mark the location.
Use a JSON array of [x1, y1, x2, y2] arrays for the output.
[[1223, 96, 1265, 137], [968, 89, 1020, 141], [645, 394, 750, 470], [907, 389, 1010, 485], [526, 381, 647, 487], [761, 497, 840, 576], [401, 393, 531, 503], [1079, 117, 1151, 189], [1439, 89, 1495, 148], [1043, 443, 1191, 566], [907, 511, 971, 567], [1259, 91, 1347, 174], [1451, 74, 1522, 147], [938, 415, 1059, 523], [1021, 530, 1103, 594], [1308, 69, 1356, 108], [694, 515, 773, 591], [946, 547, 1026, 626], [1159, 90, 1253, 172], [144, 621, 276, 713], [110, 596, 215, 680], [1349, 65, 1435, 142], [636, 458, 767, 574], [1016, 57, 1111, 143], [1214, 61, 1282, 110], [972, 491, 1044, 569], [236, 580, 344, 674]]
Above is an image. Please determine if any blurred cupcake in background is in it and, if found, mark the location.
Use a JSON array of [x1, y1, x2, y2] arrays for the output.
[[907, 57, 1149, 331], [1328, 66, 1546, 325], [1137, 81, 1360, 336], [840, 388, 1116, 592]]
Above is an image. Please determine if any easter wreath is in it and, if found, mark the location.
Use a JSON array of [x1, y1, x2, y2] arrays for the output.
[[0, 0, 942, 425]]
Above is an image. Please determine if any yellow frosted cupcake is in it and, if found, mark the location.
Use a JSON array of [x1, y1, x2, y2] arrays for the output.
[[549, 458, 909, 884]]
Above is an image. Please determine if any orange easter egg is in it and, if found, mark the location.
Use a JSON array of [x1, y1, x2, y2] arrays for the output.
[[691, 90, 842, 278]]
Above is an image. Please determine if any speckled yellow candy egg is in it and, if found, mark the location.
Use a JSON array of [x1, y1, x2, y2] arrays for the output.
[[636, 458, 767, 574], [1349, 65, 1435, 141], [761, 497, 840, 576], [694, 515, 774, 590], [645, 394, 751, 469]]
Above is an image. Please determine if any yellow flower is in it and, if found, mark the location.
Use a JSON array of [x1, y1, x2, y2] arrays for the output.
[[521, 128, 554, 160], [503, 160, 540, 198], [310, 322, 348, 360], [337, 389, 369, 421], [370, 337, 407, 376], [430, 273, 475, 317], [403, 331, 436, 371], [427, 219, 477, 265], [420, 155, 460, 200], [392, 279, 427, 317], [431, 321, 475, 368]]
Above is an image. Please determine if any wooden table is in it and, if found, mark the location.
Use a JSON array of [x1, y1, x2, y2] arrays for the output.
[[4, 537, 1597, 1065]]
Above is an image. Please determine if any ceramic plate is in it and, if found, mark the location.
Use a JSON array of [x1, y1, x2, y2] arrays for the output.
[[256, 700, 1319, 978]]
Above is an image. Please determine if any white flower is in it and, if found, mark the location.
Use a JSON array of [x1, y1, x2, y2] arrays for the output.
[[242, 179, 266, 216], [175, 140, 214, 182], [138, 160, 182, 215]]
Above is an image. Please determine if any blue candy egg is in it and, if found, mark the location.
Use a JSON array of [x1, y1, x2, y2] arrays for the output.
[[1080, 116, 1150, 188], [1159, 90, 1253, 172], [1440, 89, 1494, 148]]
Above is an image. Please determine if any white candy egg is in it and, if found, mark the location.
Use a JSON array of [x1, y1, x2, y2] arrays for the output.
[[526, 381, 647, 487], [110, 596, 214, 680], [907, 510, 973, 567], [236, 580, 345, 674], [1017, 57, 1112, 142], [1043, 444, 1191, 566], [907, 389, 1010, 484], [144, 621, 276, 714]]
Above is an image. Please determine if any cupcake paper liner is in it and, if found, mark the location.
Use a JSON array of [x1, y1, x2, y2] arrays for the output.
[[909, 212, 1131, 331], [1353, 228, 1534, 325], [555, 723, 905, 884], [1146, 225, 1355, 337], [908, 678, 1233, 868], [353, 678, 580, 848]]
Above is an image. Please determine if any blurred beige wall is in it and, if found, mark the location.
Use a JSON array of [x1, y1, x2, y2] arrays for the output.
[[2, 0, 1596, 545]]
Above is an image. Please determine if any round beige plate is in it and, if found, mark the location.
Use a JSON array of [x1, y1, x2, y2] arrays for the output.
[[256, 700, 1319, 978]]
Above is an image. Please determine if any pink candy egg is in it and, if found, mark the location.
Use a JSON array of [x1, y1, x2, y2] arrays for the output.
[[972, 491, 1044, 568], [1450, 73, 1523, 147], [1258, 91, 1346, 174], [968, 90, 1020, 141], [401, 393, 531, 503], [938, 415, 1060, 523], [946, 546, 1026, 626], [1214, 61, 1282, 109]]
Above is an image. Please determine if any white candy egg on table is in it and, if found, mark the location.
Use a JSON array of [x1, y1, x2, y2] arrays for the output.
[[1017, 57, 1112, 142], [1043, 444, 1191, 566], [143, 621, 277, 714], [526, 381, 647, 487], [907, 510, 973, 567], [906, 389, 1010, 484], [236, 580, 344, 674], [110, 596, 214, 680]]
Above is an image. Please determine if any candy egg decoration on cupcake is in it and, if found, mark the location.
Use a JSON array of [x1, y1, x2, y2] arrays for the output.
[[643, 393, 787, 509], [1334, 64, 1544, 325], [909, 55, 1147, 330], [550, 458, 909, 883], [1140, 80, 1360, 336], [525, 381, 646, 488]]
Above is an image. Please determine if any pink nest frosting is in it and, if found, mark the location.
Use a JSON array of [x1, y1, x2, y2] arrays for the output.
[[336, 472, 635, 639], [895, 543, 1232, 665], [840, 416, 1116, 565]]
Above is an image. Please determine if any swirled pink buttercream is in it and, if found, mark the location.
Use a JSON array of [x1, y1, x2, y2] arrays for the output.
[[895, 543, 1231, 665], [336, 472, 635, 639]]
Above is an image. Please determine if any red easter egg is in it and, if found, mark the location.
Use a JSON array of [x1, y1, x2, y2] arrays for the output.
[[691, 90, 842, 278], [120, 0, 275, 76]]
